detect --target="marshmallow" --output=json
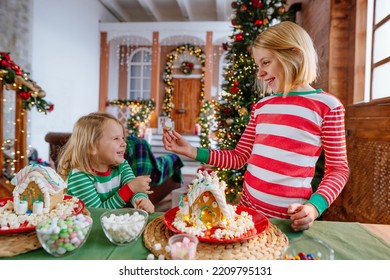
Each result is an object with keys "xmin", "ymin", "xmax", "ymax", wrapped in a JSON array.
[
  {"xmin": 15, "ymin": 201, "xmax": 28, "ymax": 215},
  {"xmin": 153, "ymin": 243, "xmax": 162, "ymax": 251},
  {"xmin": 101, "ymin": 212, "xmax": 146, "ymax": 244},
  {"xmin": 33, "ymin": 201, "xmax": 43, "ymax": 215}
]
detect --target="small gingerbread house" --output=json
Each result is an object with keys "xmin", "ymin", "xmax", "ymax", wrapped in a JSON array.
[
  {"xmin": 178, "ymin": 171, "xmax": 235, "ymax": 229},
  {"xmin": 11, "ymin": 164, "xmax": 67, "ymax": 214}
]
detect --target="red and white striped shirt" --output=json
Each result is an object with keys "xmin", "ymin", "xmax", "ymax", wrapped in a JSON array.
[{"xmin": 208, "ymin": 90, "xmax": 349, "ymax": 219}]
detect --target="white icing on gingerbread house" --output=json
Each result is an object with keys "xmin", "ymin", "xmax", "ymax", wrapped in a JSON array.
[
  {"xmin": 11, "ymin": 164, "xmax": 67, "ymax": 214},
  {"xmin": 177, "ymin": 170, "xmax": 235, "ymax": 229}
]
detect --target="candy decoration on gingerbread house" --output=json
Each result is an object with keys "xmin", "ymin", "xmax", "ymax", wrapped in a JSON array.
[{"xmin": 178, "ymin": 170, "xmax": 235, "ymax": 229}]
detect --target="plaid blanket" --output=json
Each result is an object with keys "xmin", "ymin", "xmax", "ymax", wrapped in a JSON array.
[{"xmin": 125, "ymin": 135, "xmax": 183, "ymax": 187}]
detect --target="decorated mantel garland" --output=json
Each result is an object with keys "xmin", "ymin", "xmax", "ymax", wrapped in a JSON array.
[{"xmin": 0, "ymin": 52, "xmax": 53, "ymax": 113}]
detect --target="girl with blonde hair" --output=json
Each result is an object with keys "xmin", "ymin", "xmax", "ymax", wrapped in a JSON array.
[
  {"xmin": 163, "ymin": 21, "xmax": 349, "ymax": 231},
  {"xmin": 58, "ymin": 112, "xmax": 154, "ymax": 212}
]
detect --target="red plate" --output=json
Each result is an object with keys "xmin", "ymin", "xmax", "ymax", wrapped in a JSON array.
[
  {"xmin": 163, "ymin": 205, "xmax": 269, "ymax": 243},
  {"xmin": 0, "ymin": 195, "xmax": 85, "ymax": 235}
]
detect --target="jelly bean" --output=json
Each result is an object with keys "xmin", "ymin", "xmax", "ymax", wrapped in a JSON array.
[
  {"xmin": 284, "ymin": 251, "xmax": 319, "ymax": 260},
  {"xmin": 36, "ymin": 214, "xmax": 92, "ymax": 256},
  {"xmin": 306, "ymin": 253, "xmax": 314, "ymax": 259},
  {"xmin": 50, "ymin": 234, "xmax": 59, "ymax": 241}
]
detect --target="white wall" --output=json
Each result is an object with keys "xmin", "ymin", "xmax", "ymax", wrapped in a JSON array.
[{"xmin": 30, "ymin": 0, "xmax": 117, "ymax": 161}]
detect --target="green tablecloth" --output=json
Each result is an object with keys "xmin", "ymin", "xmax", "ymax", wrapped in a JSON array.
[{"xmin": 2, "ymin": 207, "xmax": 389, "ymax": 260}]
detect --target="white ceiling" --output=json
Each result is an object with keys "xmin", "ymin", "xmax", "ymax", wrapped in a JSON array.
[{"xmin": 99, "ymin": 0, "xmax": 232, "ymax": 22}]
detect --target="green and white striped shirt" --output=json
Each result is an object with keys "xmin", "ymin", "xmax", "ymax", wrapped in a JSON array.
[{"xmin": 67, "ymin": 160, "xmax": 137, "ymax": 209}]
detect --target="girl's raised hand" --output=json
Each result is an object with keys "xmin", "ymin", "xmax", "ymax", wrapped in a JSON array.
[
  {"xmin": 162, "ymin": 130, "xmax": 197, "ymax": 160},
  {"xmin": 127, "ymin": 175, "xmax": 153, "ymax": 194}
]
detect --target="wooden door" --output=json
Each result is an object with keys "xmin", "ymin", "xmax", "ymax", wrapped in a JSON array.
[{"xmin": 171, "ymin": 78, "xmax": 201, "ymax": 134}]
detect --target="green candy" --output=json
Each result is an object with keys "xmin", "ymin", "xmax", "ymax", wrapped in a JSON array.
[
  {"xmin": 59, "ymin": 232, "xmax": 69, "ymax": 238},
  {"xmin": 50, "ymin": 234, "xmax": 59, "ymax": 241},
  {"xmin": 64, "ymin": 243, "xmax": 75, "ymax": 251}
]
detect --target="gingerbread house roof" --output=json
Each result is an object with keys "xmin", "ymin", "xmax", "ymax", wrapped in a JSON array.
[
  {"xmin": 181, "ymin": 171, "xmax": 235, "ymax": 219},
  {"xmin": 11, "ymin": 164, "xmax": 67, "ymax": 196}
]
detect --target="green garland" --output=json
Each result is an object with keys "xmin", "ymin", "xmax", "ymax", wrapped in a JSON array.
[
  {"xmin": 106, "ymin": 99, "xmax": 155, "ymax": 137},
  {"xmin": 0, "ymin": 52, "xmax": 53, "ymax": 113}
]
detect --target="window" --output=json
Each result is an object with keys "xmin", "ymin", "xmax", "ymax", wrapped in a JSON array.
[
  {"xmin": 365, "ymin": 0, "xmax": 390, "ymax": 101},
  {"xmin": 128, "ymin": 48, "xmax": 152, "ymax": 100}
]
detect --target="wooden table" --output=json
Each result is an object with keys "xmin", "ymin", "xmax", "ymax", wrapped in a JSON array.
[{"xmin": 1, "ymin": 208, "xmax": 389, "ymax": 260}]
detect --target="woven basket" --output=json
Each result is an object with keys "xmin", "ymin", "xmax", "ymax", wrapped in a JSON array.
[{"xmin": 143, "ymin": 216, "xmax": 288, "ymax": 260}]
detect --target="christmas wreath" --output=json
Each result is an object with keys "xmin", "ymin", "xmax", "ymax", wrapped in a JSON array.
[{"xmin": 180, "ymin": 61, "xmax": 194, "ymax": 75}]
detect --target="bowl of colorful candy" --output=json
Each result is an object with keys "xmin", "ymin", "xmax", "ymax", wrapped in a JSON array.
[
  {"xmin": 36, "ymin": 214, "xmax": 93, "ymax": 257},
  {"xmin": 281, "ymin": 237, "xmax": 335, "ymax": 260},
  {"xmin": 100, "ymin": 208, "xmax": 148, "ymax": 246}
]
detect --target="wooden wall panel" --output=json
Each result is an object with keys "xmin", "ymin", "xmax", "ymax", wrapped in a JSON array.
[{"xmin": 288, "ymin": 0, "xmax": 331, "ymax": 93}]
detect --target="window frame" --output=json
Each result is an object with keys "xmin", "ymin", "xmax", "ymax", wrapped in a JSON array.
[
  {"xmin": 369, "ymin": 0, "xmax": 390, "ymax": 102},
  {"xmin": 127, "ymin": 47, "xmax": 152, "ymax": 100},
  {"xmin": 354, "ymin": 0, "xmax": 390, "ymax": 105}
]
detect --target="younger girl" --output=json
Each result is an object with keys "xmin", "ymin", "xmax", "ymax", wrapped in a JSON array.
[
  {"xmin": 163, "ymin": 21, "xmax": 349, "ymax": 231},
  {"xmin": 58, "ymin": 112, "xmax": 155, "ymax": 213}
]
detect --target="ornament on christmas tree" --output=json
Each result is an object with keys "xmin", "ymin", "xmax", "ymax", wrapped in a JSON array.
[
  {"xmin": 254, "ymin": 19, "xmax": 263, "ymax": 26},
  {"xmin": 235, "ymin": 33, "xmax": 243, "ymax": 41},
  {"xmin": 238, "ymin": 107, "xmax": 249, "ymax": 116}
]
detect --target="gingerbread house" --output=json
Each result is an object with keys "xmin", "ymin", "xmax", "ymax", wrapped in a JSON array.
[
  {"xmin": 178, "ymin": 170, "xmax": 235, "ymax": 229},
  {"xmin": 11, "ymin": 164, "xmax": 67, "ymax": 214}
]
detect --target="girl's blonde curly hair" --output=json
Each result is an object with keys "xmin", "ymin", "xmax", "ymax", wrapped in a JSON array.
[{"xmin": 57, "ymin": 112, "xmax": 126, "ymax": 180}]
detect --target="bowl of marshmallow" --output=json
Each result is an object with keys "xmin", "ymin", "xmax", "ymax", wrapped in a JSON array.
[{"xmin": 100, "ymin": 208, "xmax": 148, "ymax": 246}]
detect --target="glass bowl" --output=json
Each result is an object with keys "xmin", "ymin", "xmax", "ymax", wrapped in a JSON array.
[
  {"xmin": 168, "ymin": 233, "xmax": 199, "ymax": 260},
  {"xmin": 100, "ymin": 208, "xmax": 148, "ymax": 246},
  {"xmin": 281, "ymin": 237, "xmax": 335, "ymax": 260},
  {"xmin": 36, "ymin": 214, "xmax": 93, "ymax": 257}
]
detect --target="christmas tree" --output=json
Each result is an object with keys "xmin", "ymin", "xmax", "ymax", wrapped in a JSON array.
[{"xmin": 215, "ymin": 0, "xmax": 290, "ymax": 202}]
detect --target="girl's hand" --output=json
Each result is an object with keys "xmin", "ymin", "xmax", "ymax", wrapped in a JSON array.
[
  {"xmin": 162, "ymin": 130, "xmax": 197, "ymax": 159},
  {"xmin": 288, "ymin": 203, "xmax": 319, "ymax": 231},
  {"xmin": 135, "ymin": 198, "xmax": 155, "ymax": 213},
  {"xmin": 127, "ymin": 175, "xmax": 153, "ymax": 194}
]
